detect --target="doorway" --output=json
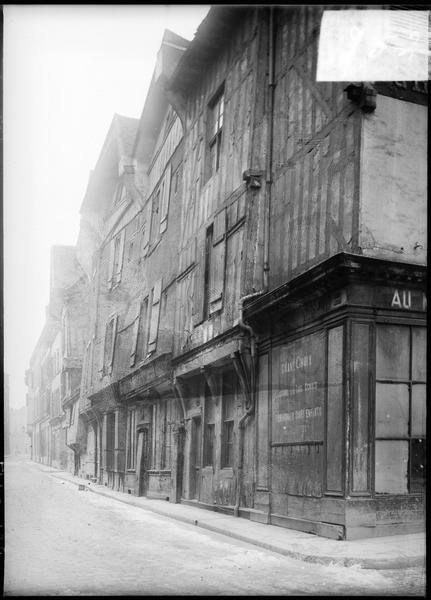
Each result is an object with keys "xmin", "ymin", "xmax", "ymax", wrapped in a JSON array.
[{"xmin": 137, "ymin": 426, "xmax": 152, "ymax": 497}]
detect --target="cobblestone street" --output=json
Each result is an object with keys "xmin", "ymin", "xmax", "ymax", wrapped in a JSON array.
[{"xmin": 4, "ymin": 459, "xmax": 425, "ymax": 596}]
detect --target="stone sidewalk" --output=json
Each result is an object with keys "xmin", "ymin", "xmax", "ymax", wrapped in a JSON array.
[{"xmin": 33, "ymin": 462, "xmax": 425, "ymax": 570}]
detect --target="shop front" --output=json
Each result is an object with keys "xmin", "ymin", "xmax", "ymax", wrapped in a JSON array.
[{"xmin": 247, "ymin": 253, "xmax": 426, "ymax": 539}]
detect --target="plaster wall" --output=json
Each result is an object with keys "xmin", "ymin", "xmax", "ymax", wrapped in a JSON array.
[{"xmin": 359, "ymin": 95, "xmax": 427, "ymax": 264}]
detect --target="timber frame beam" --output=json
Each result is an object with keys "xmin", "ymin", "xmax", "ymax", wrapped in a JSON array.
[{"xmin": 230, "ymin": 350, "xmax": 252, "ymax": 410}]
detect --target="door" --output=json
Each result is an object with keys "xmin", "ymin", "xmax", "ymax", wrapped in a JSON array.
[
  {"xmin": 137, "ymin": 426, "xmax": 152, "ymax": 496},
  {"xmin": 190, "ymin": 416, "xmax": 202, "ymax": 499}
]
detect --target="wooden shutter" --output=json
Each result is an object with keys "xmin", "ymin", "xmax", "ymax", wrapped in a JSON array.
[
  {"xmin": 192, "ymin": 231, "xmax": 206, "ymax": 327},
  {"xmin": 115, "ymin": 230, "xmax": 126, "ymax": 283},
  {"xmin": 209, "ymin": 210, "xmax": 226, "ymax": 312},
  {"xmin": 83, "ymin": 341, "xmax": 91, "ymax": 390},
  {"xmin": 142, "ymin": 201, "xmax": 152, "ymax": 256},
  {"xmin": 129, "ymin": 302, "xmax": 141, "ymax": 367},
  {"xmin": 107, "ymin": 239, "xmax": 115, "ymax": 288},
  {"xmin": 159, "ymin": 164, "xmax": 172, "ymax": 234},
  {"xmin": 108, "ymin": 315, "xmax": 118, "ymax": 374},
  {"xmin": 98, "ymin": 330, "xmax": 105, "ymax": 377},
  {"xmin": 148, "ymin": 279, "xmax": 162, "ymax": 352}
]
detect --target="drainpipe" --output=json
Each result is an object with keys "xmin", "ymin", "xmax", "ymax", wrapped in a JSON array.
[
  {"xmin": 233, "ymin": 7, "xmax": 275, "ymax": 518},
  {"xmin": 263, "ymin": 6, "xmax": 276, "ymax": 291},
  {"xmin": 233, "ymin": 292, "xmax": 264, "ymax": 517}
]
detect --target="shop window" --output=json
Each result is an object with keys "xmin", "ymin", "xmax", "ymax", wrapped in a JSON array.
[
  {"xmin": 375, "ymin": 324, "xmax": 426, "ymax": 494},
  {"xmin": 106, "ymin": 412, "xmax": 115, "ymax": 471},
  {"xmin": 126, "ymin": 409, "xmax": 137, "ymax": 470},
  {"xmin": 203, "ymin": 424, "xmax": 215, "ymax": 467},
  {"xmin": 206, "ymin": 86, "xmax": 224, "ymax": 181},
  {"xmin": 203, "ymin": 385, "xmax": 215, "ymax": 467},
  {"xmin": 222, "ymin": 372, "xmax": 236, "ymax": 468}
]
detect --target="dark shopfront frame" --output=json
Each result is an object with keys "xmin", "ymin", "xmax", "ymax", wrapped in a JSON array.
[{"xmin": 247, "ymin": 253, "xmax": 426, "ymax": 540}]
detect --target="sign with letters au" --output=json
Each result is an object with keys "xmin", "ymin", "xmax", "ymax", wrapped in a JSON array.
[{"xmin": 272, "ymin": 331, "xmax": 325, "ymax": 444}]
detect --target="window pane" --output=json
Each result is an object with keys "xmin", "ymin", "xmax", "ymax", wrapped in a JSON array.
[
  {"xmin": 375, "ymin": 383, "xmax": 409, "ymax": 437},
  {"xmin": 375, "ymin": 440, "xmax": 408, "ymax": 494},
  {"xmin": 412, "ymin": 327, "xmax": 426, "ymax": 381},
  {"xmin": 410, "ymin": 438, "xmax": 426, "ymax": 493},
  {"xmin": 223, "ymin": 420, "xmax": 234, "ymax": 467},
  {"xmin": 204, "ymin": 423, "xmax": 215, "ymax": 466},
  {"xmin": 411, "ymin": 384, "xmax": 426, "ymax": 437},
  {"xmin": 376, "ymin": 325, "xmax": 409, "ymax": 380}
]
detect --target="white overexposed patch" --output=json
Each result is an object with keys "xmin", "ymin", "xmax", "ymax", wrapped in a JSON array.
[{"xmin": 317, "ymin": 10, "xmax": 429, "ymax": 81}]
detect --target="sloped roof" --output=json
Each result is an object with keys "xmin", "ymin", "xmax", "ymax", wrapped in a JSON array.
[
  {"xmin": 169, "ymin": 6, "xmax": 244, "ymax": 94},
  {"xmin": 80, "ymin": 113, "xmax": 139, "ymax": 214},
  {"xmin": 133, "ymin": 29, "xmax": 189, "ymax": 165},
  {"xmin": 113, "ymin": 113, "xmax": 140, "ymax": 159}
]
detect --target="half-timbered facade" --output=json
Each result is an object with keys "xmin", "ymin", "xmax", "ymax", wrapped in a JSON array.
[
  {"xmin": 76, "ymin": 30, "xmax": 188, "ymax": 500},
  {"xmin": 26, "ymin": 7, "xmax": 426, "ymax": 540},
  {"xmin": 168, "ymin": 5, "xmax": 426, "ymax": 538}
]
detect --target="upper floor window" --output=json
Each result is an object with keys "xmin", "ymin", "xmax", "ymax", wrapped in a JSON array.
[
  {"xmin": 203, "ymin": 225, "xmax": 213, "ymax": 321},
  {"xmin": 207, "ymin": 86, "xmax": 224, "ymax": 180},
  {"xmin": 108, "ymin": 230, "xmax": 125, "ymax": 289},
  {"xmin": 99, "ymin": 314, "xmax": 118, "ymax": 377},
  {"xmin": 114, "ymin": 182, "xmax": 127, "ymax": 207},
  {"xmin": 130, "ymin": 296, "xmax": 149, "ymax": 367}
]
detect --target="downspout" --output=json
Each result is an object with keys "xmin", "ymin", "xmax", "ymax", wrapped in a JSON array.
[
  {"xmin": 263, "ymin": 5, "xmax": 275, "ymax": 291},
  {"xmin": 233, "ymin": 292, "xmax": 264, "ymax": 517},
  {"xmin": 233, "ymin": 7, "xmax": 276, "ymax": 517}
]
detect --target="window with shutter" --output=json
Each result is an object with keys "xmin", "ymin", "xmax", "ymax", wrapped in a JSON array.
[
  {"xmin": 202, "ymin": 225, "xmax": 213, "ymax": 320},
  {"xmin": 98, "ymin": 331, "xmax": 105, "ymax": 378},
  {"xmin": 148, "ymin": 280, "xmax": 162, "ymax": 353},
  {"xmin": 83, "ymin": 340, "xmax": 91, "ymax": 390},
  {"xmin": 130, "ymin": 297, "xmax": 149, "ymax": 366},
  {"xmin": 115, "ymin": 229, "xmax": 125, "ymax": 284},
  {"xmin": 102, "ymin": 315, "xmax": 118, "ymax": 376},
  {"xmin": 209, "ymin": 209, "xmax": 226, "ymax": 314},
  {"xmin": 206, "ymin": 86, "xmax": 225, "ymax": 181},
  {"xmin": 129, "ymin": 302, "xmax": 141, "ymax": 367},
  {"xmin": 159, "ymin": 164, "xmax": 172, "ymax": 234},
  {"xmin": 192, "ymin": 230, "xmax": 207, "ymax": 327},
  {"xmin": 150, "ymin": 189, "xmax": 160, "ymax": 246},
  {"xmin": 142, "ymin": 201, "xmax": 152, "ymax": 256},
  {"xmin": 108, "ymin": 230, "xmax": 126, "ymax": 289}
]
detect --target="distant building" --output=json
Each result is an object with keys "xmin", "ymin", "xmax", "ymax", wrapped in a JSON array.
[
  {"xmin": 26, "ymin": 246, "xmax": 89, "ymax": 469},
  {"xmin": 9, "ymin": 406, "xmax": 30, "ymax": 456}
]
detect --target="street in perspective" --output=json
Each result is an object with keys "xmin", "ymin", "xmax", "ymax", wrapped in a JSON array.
[
  {"xmin": 4, "ymin": 458, "xmax": 426, "ymax": 596},
  {"xmin": 4, "ymin": 4, "xmax": 427, "ymax": 598}
]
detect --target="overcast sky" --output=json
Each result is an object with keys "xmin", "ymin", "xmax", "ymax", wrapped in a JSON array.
[{"xmin": 3, "ymin": 4, "xmax": 210, "ymax": 409}]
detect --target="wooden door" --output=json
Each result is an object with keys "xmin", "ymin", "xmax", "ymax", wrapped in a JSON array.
[{"xmin": 137, "ymin": 426, "xmax": 151, "ymax": 496}]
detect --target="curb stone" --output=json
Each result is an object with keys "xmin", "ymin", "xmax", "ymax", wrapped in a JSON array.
[{"xmin": 43, "ymin": 467, "xmax": 424, "ymax": 571}]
